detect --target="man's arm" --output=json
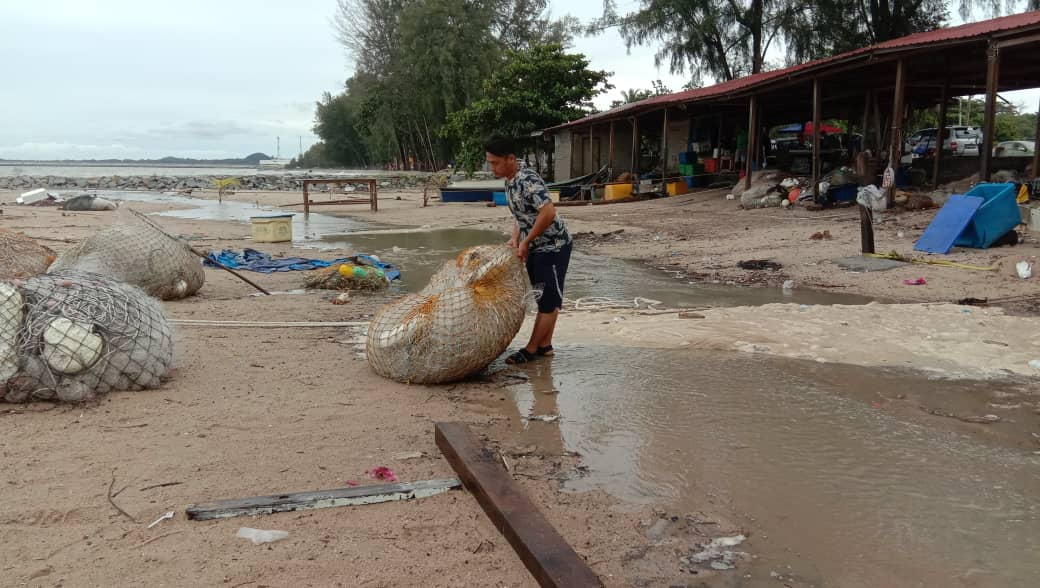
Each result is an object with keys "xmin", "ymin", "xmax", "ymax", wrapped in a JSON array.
[
  {"xmin": 508, "ymin": 220, "xmax": 520, "ymax": 248},
  {"xmin": 517, "ymin": 203, "xmax": 557, "ymax": 261}
]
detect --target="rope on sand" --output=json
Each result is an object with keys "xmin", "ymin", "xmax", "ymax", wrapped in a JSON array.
[{"xmin": 566, "ymin": 297, "xmax": 664, "ymax": 311}]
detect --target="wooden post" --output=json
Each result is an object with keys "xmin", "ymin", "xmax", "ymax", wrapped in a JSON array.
[
  {"xmin": 888, "ymin": 59, "xmax": 906, "ymax": 207},
  {"xmin": 303, "ymin": 179, "xmax": 310, "ymax": 214},
  {"xmin": 745, "ymin": 96, "xmax": 758, "ymax": 190},
  {"xmin": 812, "ymin": 78, "xmax": 822, "ymax": 202},
  {"xmin": 932, "ymin": 78, "xmax": 950, "ymax": 188},
  {"xmin": 436, "ymin": 423, "xmax": 605, "ymax": 588},
  {"xmin": 631, "ymin": 116, "xmax": 639, "ymax": 175},
  {"xmin": 980, "ymin": 42, "xmax": 1000, "ymax": 182},
  {"xmin": 607, "ymin": 120, "xmax": 616, "ymax": 178},
  {"xmin": 370, "ymin": 179, "xmax": 378, "ymax": 212},
  {"xmin": 859, "ymin": 205, "xmax": 875, "ymax": 254},
  {"xmin": 1033, "ymin": 95, "xmax": 1040, "ymax": 180},
  {"xmin": 661, "ymin": 108, "xmax": 670, "ymax": 180},
  {"xmin": 861, "ymin": 91, "xmax": 871, "ymax": 152}
]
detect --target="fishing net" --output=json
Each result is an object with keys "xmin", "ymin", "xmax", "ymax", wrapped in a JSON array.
[
  {"xmin": 303, "ymin": 263, "xmax": 389, "ymax": 292},
  {"xmin": 48, "ymin": 223, "xmax": 204, "ymax": 300},
  {"xmin": 0, "ymin": 229, "xmax": 56, "ymax": 279},
  {"xmin": 366, "ymin": 245, "xmax": 530, "ymax": 384},
  {"xmin": 0, "ymin": 272, "xmax": 174, "ymax": 403}
]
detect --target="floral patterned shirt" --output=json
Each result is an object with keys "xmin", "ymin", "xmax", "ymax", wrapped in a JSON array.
[{"xmin": 505, "ymin": 167, "xmax": 571, "ymax": 253}]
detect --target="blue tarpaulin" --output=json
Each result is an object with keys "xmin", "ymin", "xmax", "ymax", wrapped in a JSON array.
[{"xmin": 204, "ymin": 248, "xmax": 400, "ymax": 280}]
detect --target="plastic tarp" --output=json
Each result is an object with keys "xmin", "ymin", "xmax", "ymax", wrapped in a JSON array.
[{"xmin": 205, "ymin": 248, "xmax": 400, "ymax": 280}]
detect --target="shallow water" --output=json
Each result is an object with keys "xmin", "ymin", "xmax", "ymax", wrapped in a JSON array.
[{"xmin": 496, "ymin": 348, "xmax": 1040, "ymax": 587}]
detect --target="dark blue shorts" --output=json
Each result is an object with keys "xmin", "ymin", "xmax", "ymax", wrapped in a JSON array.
[{"xmin": 526, "ymin": 242, "xmax": 572, "ymax": 313}]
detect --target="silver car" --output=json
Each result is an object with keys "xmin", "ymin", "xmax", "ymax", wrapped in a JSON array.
[
  {"xmin": 904, "ymin": 126, "xmax": 981, "ymax": 156},
  {"xmin": 994, "ymin": 140, "xmax": 1035, "ymax": 157}
]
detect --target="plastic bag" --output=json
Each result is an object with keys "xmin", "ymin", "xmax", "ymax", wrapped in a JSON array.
[{"xmin": 857, "ymin": 185, "xmax": 886, "ymax": 214}]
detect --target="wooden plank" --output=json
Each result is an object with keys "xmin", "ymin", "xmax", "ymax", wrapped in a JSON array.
[
  {"xmin": 435, "ymin": 422, "xmax": 604, "ymax": 588},
  {"xmin": 888, "ymin": 59, "xmax": 906, "ymax": 207},
  {"xmin": 932, "ymin": 76, "xmax": 949, "ymax": 187},
  {"xmin": 811, "ymin": 78, "xmax": 822, "ymax": 203},
  {"xmin": 186, "ymin": 478, "xmax": 461, "ymax": 521}
]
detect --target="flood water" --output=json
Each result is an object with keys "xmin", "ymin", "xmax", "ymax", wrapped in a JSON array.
[
  {"xmin": 493, "ymin": 348, "xmax": 1040, "ymax": 587},
  {"xmin": 320, "ymin": 227, "xmax": 873, "ymax": 308}
]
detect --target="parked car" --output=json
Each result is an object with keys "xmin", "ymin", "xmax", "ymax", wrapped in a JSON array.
[
  {"xmin": 904, "ymin": 126, "xmax": 981, "ymax": 156},
  {"xmin": 993, "ymin": 140, "xmax": 1035, "ymax": 157}
]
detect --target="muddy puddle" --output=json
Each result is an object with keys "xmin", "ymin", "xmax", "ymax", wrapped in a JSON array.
[
  {"xmin": 489, "ymin": 348, "xmax": 1040, "ymax": 587},
  {"xmin": 319, "ymin": 227, "xmax": 873, "ymax": 308}
]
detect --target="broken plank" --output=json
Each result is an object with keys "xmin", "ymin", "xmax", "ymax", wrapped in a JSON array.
[
  {"xmin": 435, "ymin": 422, "xmax": 604, "ymax": 588},
  {"xmin": 186, "ymin": 478, "xmax": 460, "ymax": 521}
]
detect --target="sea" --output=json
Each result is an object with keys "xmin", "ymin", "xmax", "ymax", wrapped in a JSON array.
[{"xmin": 0, "ymin": 164, "xmax": 426, "ymax": 178}]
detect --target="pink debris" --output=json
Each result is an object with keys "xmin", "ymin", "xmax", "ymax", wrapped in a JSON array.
[
  {"xmin": 903, "ymin": 278, "xmax": 927, "ymax": 286},
  {"xmin": 366, "ymin": 466, "xmax": 397, "ymax": 482},
  {"xmin": 345, "ymin": 480, "xmax": 359, "ymax": 487}
]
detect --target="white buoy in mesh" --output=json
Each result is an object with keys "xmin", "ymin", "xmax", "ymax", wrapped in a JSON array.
[
  {"xmin": 41, "ymin": 317, "xmax": 104, "ymax": 375},
  {"xmin": 0, "ymin": 282, "xmax": 23, "ymax": 383}
]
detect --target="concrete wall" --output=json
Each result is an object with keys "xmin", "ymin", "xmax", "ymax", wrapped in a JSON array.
[
  {"xmin": 553, "ymin": 132, "xmax": 572, "ymax": 182},
  {"xmin": 665, "ymin": 118, "xmax": 691, "ymax": 172}
]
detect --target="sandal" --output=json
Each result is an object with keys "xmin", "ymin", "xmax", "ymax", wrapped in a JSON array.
[
  {"xmin": 505, "ymin": 348, "xmax": 536, "ymax": 364},
  {"xmin": 536, "ymin": 345, "xmax": 554, "ymax": 357}
]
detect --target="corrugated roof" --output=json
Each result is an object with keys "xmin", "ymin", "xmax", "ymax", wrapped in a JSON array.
[{"xmin": 551, "ymin": 11, "xmax": 1040, "ymax": 131}]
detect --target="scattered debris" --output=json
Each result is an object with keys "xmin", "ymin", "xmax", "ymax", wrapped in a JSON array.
[
  {"xmin": 236, "ymin": 527, "xmax": 289, "ymax": 545},
  {"xmin": 392, "ymin": 451, "xmax": 424, "ymax": 461},
  {"xmin": 1016, "ymin": 261, "xmax": 1032, "ymax": 279},
  {"xmin": 331, "ymin": 292, "xmax": 351, "ymax": 305},
  {"xmin": 738, "ymin": 260, "xmax": 782, "ymax": 271},
  {"xmin": 147, "ymin": 511, "xmax": 175, "ymax": 529},
  {"xmin": 920, "ymin": 406, "xmax": 1002, "ymax": 424},
  {"xmin": 809, "ymin": 230, "xmax": 832, "ymax": 240},
  {"xmin": 782, "ymin": 280, "xmax": 795, "ymax": 290},
  {"xmin": 62, "ymin": 194, "xmax": 118, "ymax": 211},
  {"xmin": 1028, "ymin": 360, "xmax": 1040, "ymax": 370},
  {"xmin": 678, "ymin": 311, "xmax": 705, "ymax": 319},
  {"xmin": 903, "ymin": 278, "xmax": 927, "ymax": 286},
  {"xmin": 680, "ymin": 534, "xmax": 748, "ymax": 572},
  {"xmin": 367, "ymin": 466, "xmax": 397, "ymax": 482},
  {"xmin": 957, "ymin": 297, "xmax": 988, "ymax": 306},
  {"xmin": 526, "ymin": 414, "xmax": 560, "ymax": 423}
]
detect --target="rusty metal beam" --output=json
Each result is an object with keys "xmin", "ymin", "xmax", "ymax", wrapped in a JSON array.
[
  {"xmin": 435, "ymin": 423, "xmax": 604, "ymax": 588},
  {"xmin": 888, "ymin": 59, "xmax": 906, "ymax": 207},
  {"xmin": 745, "ymin": 95, "xmax": 758, "ymax": 191},
  {"xmin": 980, "ymin": 43, "xmax": 1000, "ymax": 182},
  {"xmin": 812, "ymin": 78, "xmax": 822, "ymax": 203}
]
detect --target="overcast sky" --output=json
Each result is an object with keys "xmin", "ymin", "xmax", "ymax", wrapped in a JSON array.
[{"xmin": 1, "ymin": 1, "xmax": 1036, "ymax": 160}]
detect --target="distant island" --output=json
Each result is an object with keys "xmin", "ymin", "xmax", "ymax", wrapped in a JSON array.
[{"xmin": 0, "ymin": 153, "xmax": 272, "ymax": 167}]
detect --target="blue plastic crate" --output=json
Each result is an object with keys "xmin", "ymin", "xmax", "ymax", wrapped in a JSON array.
[
  {"xmin": 953, "ymin": 183, "xmax": 1020, "ymax": 248},
  {"xmin": 827, "ymin": 183, "xmax": 858, "ymax": 202},
  {"xmin": 492, "ymin": 191, "xmax": 508, "ymax": 206}
]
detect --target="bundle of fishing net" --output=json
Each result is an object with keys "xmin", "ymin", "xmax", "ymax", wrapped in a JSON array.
[
  {"xmin": 48, "ymin": 223, "xmax": 204, "ymax": 300},
  {"xmin": 366, "ymin": 244, "xmax": 530, "ymax": 384},
  {"xmin": 0, "ymin": 272, "xmax": 174, "ymax": 403},
  {"xmin": 0, "ymin": 229, "xmax": 56, "ymax": 279},
  {"xmin": 303, "ymin": 263, "xmax": 388, "ymax": 292}
]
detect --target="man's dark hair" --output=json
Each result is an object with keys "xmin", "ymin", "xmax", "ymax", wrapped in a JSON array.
[{"xmin": 483, "ymin": 135, "xmax": 518, "ymax": 157}]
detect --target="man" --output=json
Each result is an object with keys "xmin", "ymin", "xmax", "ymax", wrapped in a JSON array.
[{"xmin": 484, "ymin": 135, "xmax": 572, "ymax": 364}]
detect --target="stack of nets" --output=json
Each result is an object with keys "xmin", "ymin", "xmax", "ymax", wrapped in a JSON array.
[
  {"xmin": 303, "ymin": 263, "xmax": 388, "ymax": 292},
  {"xmin": 1, "ymin": 272, "xmax": 174, "ymax": 403},
  {"xmin": 366, "ymin": 244, "xmax": 529, "ymax": 384},
  {"xmin": 0, "ymin": 229, "xmax": 55, "ymax": 279},
  {"xmin": 48, "ymin": 223, "xmax": 204, "ymax": 300}
]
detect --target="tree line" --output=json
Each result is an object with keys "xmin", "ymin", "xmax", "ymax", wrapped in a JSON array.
[{"xmin": 297, "ymin": 0, "xmax": 1037, "ymax": 172}]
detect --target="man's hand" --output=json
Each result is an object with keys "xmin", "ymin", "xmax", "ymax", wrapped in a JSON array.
[
  {"xmin": 507, "ymin": 236, "xmax": 518, "ymax": 249},
  {"xmin": 517, "ymin": 240, "xmax": 530, "ymax": 262}
]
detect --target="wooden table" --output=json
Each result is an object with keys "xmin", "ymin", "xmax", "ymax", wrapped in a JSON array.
[{"xmin": 299, "ymin": 178, "xmax": 378, "ymax": 213}]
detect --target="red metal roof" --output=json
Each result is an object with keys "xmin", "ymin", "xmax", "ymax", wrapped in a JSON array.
[{"xmin": 552, "ymin": 11, "xmax": 1040, "ymax": 131}]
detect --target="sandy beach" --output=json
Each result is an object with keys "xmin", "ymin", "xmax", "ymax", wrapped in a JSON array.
[{"xmin": 2, "ymin": 185, "xmax": 1039, "ymax": 587}]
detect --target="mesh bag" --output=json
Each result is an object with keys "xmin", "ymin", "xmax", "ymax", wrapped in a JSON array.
[
  {"xmin": 0, "ymin": 229, "xmax": 56, "ymax": 279},
  {"xmin": 366, "ymin": 245, "xmax": 530, "ymax": 384},
  {"xmin": 1, "ymin": 272, "xmax": 174, "ymax": 403},
  {"xmin": 48, "ymin": 223, "xmax": 204, "ymax": 300},
  {"xmin": 303, "ymin": 264, "xmax": 389, "ymax": 291}
]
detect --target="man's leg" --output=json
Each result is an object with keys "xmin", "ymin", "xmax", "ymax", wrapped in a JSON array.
[{"xmin": 525, "ymin": 309, "xmax": 559, "ymax": 353}]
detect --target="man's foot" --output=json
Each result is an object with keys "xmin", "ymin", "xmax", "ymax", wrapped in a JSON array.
[
  {"xmin": 536, "ymin": 345, "xmax": 554, "ymax": 356},
  {"xmin": 505, "ymin": 348, "xmax": 536, "ymax": 364}
]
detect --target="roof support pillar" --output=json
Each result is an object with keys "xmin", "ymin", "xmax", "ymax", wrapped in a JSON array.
[
  {"xmin": 661, "ymin": 108, "xmax": 670, "ymax": 182},
  {"xmin": 932, "ymin": 77, "xmax": 950, "ymax": 188},
  {"xmin": 812, "ymin": 78, "xmax": 822, "ymax": 202},
  {"xmin": 980, "ymin": 42, "xmax": 1000, "ymax": 182},
  {"xmin": 607, "ymin": 119, "xmax": 616, "ymax": 178},
  {"xmin": 1033, "ymin": 95, "xmax": 1040, "ymax": 180},
  {"xmin": 631, "ymin": 116, "xmax": 640, "ymax": 175},
  {"xmin": 745, "ymin": 95, "xmax": 758, "ymax": 191},
  {"xmin": 589, "ymin": 124, "xmax": 595, "ymax": 174},
  {"xmin": 887, "ymin": 59, "xmax": 906, "ymax": 207}
]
